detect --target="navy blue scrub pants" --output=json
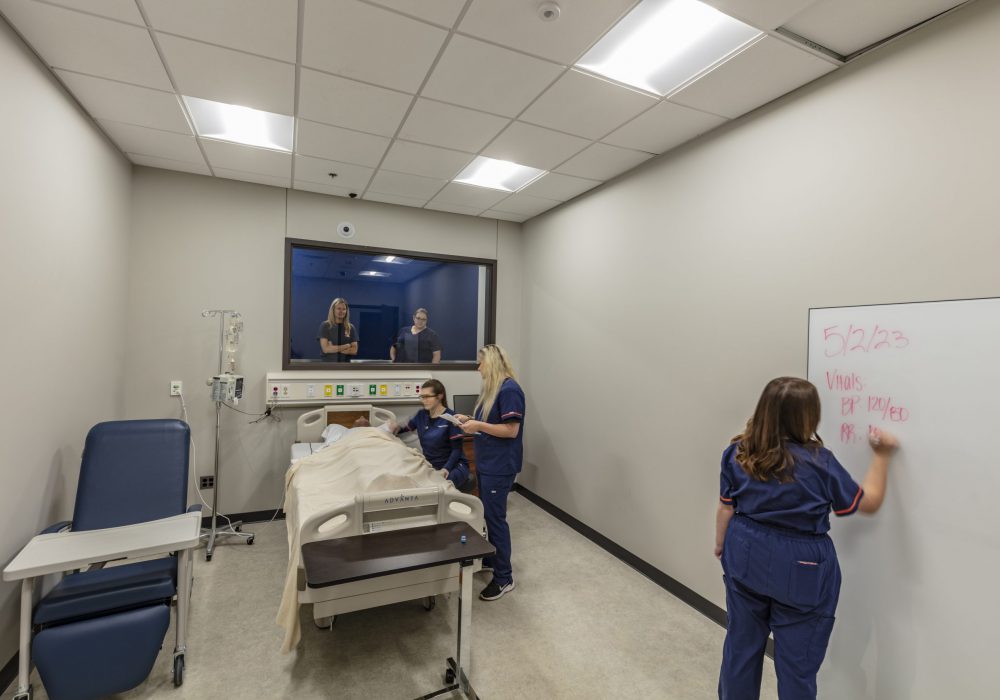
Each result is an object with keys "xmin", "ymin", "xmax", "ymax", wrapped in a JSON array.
[
  {"xmin": 478, "ymin": 474, "xmax": 515, "ymax": 585},
  {"xmin": 719, "ymin": 515, "xmax": 842, "ymax": 700}
]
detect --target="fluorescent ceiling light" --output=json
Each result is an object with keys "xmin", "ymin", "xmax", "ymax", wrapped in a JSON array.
[
  {"xmin": 375, "ymin": 255, "xmax": 409, "ymax": 264},
  {"xmin": 453, "ymin": 156, "xmax": 546, "ymax": 192},
  {"xmin": 576, "ymin": 0, "xmax": 762, "ymax": 96},
  {"xmin": 183, "ymin": 96, "xmax": 293, "ymax": 152},
  {"xmin": 359, "ymin": 270, "xmax": 389, "ymax": 277}
]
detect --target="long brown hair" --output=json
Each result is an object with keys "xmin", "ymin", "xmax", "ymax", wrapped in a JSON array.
[{"xmin": 733, "ymin": 377, "xmax": 822, "ymax": 483}]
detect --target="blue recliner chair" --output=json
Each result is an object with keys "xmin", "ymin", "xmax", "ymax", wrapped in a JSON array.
[{"xmin": 29, "ymin": 419, "xmax": 199, "ymax": 700}]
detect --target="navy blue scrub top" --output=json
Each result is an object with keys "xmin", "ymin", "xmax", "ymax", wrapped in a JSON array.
[
  {"xmin": 400, "ymin": 408, "xmax": 466, "ymax": 476},
  {"xmin": 719, "ymin": 441, "xmax": 863, "ymax": 535},
  {"xmin": 474, "ymin": 378, "xmax": 525, "ymax": 477}
]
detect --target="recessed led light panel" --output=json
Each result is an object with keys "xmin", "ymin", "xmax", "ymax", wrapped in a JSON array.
[
  {"xmin": 576, "ymin": 0, "xmax": 762, "ymax": 96},
  {"xmin": 183, "ymin": 96, "xmax": 294, "ymax": 152},
  {"xmin": 453, "ymin": 156, "xmax": 546, "ymax": 192}
]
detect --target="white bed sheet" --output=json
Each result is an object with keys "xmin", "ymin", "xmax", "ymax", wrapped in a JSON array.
[{"xmin": 277, "ymin": 427, "xmax": 450, "ymax": 652}]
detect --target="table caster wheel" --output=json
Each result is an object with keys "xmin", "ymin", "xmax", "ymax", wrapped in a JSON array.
[
  {"xmin": 314, "ymin": 615, "xmax": 336, "ymax": 630},
  {"xmin": 234, "ymin": 525, "xmax": 242, "ymax": 532},
  {"xmin": 173, "ymin": 655, "xmax": 184, "ymax": 687},
  {"xmin": 445, "ymin": 668, "xmax": 455, "ymax": 684},
  {"xmin": 205, "ymin": 552, "xmax": 212, "ymax": 562},
  {"xmin": 246, "ymin": 535, "xmax": 255, "ymax": 545},
  {"xmin": 423, "ymin": 595, "xmax": 436, "ymax": 611},
  {"xmin": 13, "ymin": 684, "xmax": 32, "ymax": 700}
]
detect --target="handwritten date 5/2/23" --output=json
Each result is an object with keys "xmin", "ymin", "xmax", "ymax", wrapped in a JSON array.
[{"xmin": 823, "ymin": 324, "xmax": 909, "ymax": 357}]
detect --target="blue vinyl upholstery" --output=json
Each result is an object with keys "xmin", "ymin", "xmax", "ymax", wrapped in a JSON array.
[{"xmin": 32, "ymin": 419, "xmax": 192, "ymax": 700}]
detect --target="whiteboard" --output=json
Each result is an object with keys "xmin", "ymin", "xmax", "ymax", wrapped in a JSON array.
[{"xmin": 807, "ymin": 299, "xmax": 1000, "ymax": 699}]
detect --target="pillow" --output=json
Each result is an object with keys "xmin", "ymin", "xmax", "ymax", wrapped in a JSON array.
[{"xmin": 320, "ymin": 423, "xmax": 350, "ymax": 444}]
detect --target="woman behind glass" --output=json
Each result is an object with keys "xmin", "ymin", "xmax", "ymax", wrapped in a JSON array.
[
  {"xmin": 457, "ymin": 344, "xmax": 525, "ymax": 601},
  {"xmin": 390, "ymin": 308, "xmax": 442, "ymax": 363},
  {"xmin": 317, "ymin": 298, "xmax": 358, "ymax": 363},
  {"xmin": 392, "ymin": 379, "xmax": 470, "ymax": 489}
]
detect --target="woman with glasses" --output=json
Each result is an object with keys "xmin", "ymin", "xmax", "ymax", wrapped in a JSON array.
[
  {"xmin": 456, "ymin": 344, "xmax": 525, "ymax": 602},
  {"xmin": 391, "ymin": 379, "xmax": 470, "ymax": 489},
  {"xmin": 390, "ymin": 308, "xmax": 442, "ymax": 363}
]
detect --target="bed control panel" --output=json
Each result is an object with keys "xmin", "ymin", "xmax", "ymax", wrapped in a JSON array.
[{"xmin": 266, "ymin": 371, "xmax": 433, "ymax": 405}]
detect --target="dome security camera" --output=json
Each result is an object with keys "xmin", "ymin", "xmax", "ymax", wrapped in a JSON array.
[
  {"xmin": 337, "ymin": 221, "xmax": 356, "ymax": 239},
  {"xmin": 538, "ymin": 1, "xmax": 560, "ymax": 21},
  {"xmin": 348, "ymin": 192, "xmax": 358, "ymax": 198}
]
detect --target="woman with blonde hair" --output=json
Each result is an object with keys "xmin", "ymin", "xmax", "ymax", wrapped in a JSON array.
[
  {"xmin": 457, "ymin": 344, "xmax": 525, "ymax": 601},
  {"xmin": 317, "ymin": 298, "xmax": 358, "ymax": 363}
]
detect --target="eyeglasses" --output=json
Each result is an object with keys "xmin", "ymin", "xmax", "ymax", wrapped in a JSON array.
[{"xmin": 419, "ymin": 393, "xmax": 437, "ymax": 400}]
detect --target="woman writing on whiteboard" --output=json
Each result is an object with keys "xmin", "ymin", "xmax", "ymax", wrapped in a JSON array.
[
  {"xmin": 715, "ymin": 377, "xmax": 898, "ymax": 700},
  {"xmin": 456, "ymin": 344, "xmax": 525, "ymax": 602}
]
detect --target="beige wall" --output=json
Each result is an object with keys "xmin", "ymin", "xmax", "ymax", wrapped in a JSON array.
[
  {"xmin": 125, "ymin": 169, "xmax": 523, "ymax": 516},
  {"xmin": 0, "ymin": 19, "xmax": 132, "ymax": 664},
  {"xmin": 519, "ymin": 0, "xmax": 1000, "ymax": 622}
]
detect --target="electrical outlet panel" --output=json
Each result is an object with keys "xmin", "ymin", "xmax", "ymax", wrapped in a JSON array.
[
  {"xmin": 199, "ymin": 475, "xmax": 214, "ymax": 490},
  {"xmin": 170, "ymin": 380, "xmax": 183, "ymax": 396}
]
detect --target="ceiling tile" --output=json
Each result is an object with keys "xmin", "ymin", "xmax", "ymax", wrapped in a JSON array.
[
  {"xmin": 157, "ymin": 34, "xmax": 295, "ymax": 115},
  {"xmin": 489, "ymin": 192, "xmax": 562, "ymax": 217},
  {"xmin": 366, "ymin": 0, "xmax": 466, "ymax": 27},
  {"xmin": 399, "ymin": 99, "xmax": 509, "ymax": 152},
  {"xmin": 0, "ymin": 1, "xmax": 171, "ymax": 89},
  {"xmin": 98, "ymin": 119, "xmax": 204, "ymax": 161},
  {"xmin": 296, "ymin": 120, "xmax": 390, "ymax": 167},
  {"xmin": 42, "ymin": 0, "xmax": 144, "ymax": 24},
  {"xmin": 700, "ymin": 0, "xmax": 819, "ymax": 31},
  {"xmin": 298, "ymin": 69, "xmax": 412, "ymax": 137},
  {"xmin": 603, "ymin": 101, "xmax": 728, "ymax": 154},
  {"xmin": 481, "ymin": 209, "xmax": 528, "ymax": 223},
  {"xmin": 521, "ymin": 69, "xmax": 657, "ymax": 140},
  {"xmin": 518, "ymin": 172, "xmax": 601, "ymax": 201},
  {"xmin": 425, "ymin": 202, "xmax": 487, "ymax": 217},
  {"xmin": 294, "ymin": 155, "xmax": 375, "ymax": 190},
  {"xmin": 782, "ymin": 0, "xmax": 964, "ymax": 56},
  {"xmin": 129, "ymin": 153, "xmax": 211, "ymax": 176},
  {"xmin": 422, "ymin": 34, "xmax": 563, "ymax": 117},
  {"xmin": 363, "ymin": 191, "xmax": 432, "ymax": 207},
  {"xmin": 555, "ymin": 142, "xmax": 653, "ymax": 180},
  {"xmin": 381, "ymin": 141, "xmax": 474, "ymax": 180},
  {"xmin": 431, "ymin": 183, "xmax": 508, "ymax": 209},
  {"xmin": 142, "ymin": 0, "xmax": 298, "ymax": 62},
  {"xmin": 302, "ymin": 0, "xmax": 447, "ymax": 93},
  {"xmin": 293, "ymin": 180, "xmax": 356, "ymax": 198},
  {"xmin": 669, "ymin": 36, "xmax": 837, "ymax": 119},
  {"xmin": 212, "ymin": 167, "xmax": 291, "ymax": 188},
  {"xmin": 56, "ymin": 70, "xmax": 191, "ymax": 134},
  {"xmin": 481, "ymin": 121, "xmax": 590, "ymax": 171},
  {"xmin": 459, "ymin": 0, "xmax": 637, "ymax": 65},
  {"xmin": 201, "ymin": 140, "xmax": 292, "ymax": 178},
  {"xmin": 368, "ymin": 170, "xmax": 448, "ymax": 199}
]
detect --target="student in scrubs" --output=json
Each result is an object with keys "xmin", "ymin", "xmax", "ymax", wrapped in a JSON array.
[
  {"xmin": 392, "ymin": 379, "xmax": 470, "ymax": 490},
  {"xmin": 456, "ymin": 344, "xmax": 525, "ymax": 601},
  {"xmin": 716, "ymin": 377, "xmax": 899, "ymax": 700},
  {"xmin": 317, "ymin": 298, "xmax": 358, "ymax": 362}
]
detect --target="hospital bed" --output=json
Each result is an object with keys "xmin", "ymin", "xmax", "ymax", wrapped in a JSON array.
[{"xmin": 277, "ymin": 403, "xmax": 486, "ymax": 651}]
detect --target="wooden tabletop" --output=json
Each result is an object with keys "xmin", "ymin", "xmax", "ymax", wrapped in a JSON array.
[{"xmin": 302, "ymin": 522, "xmax": 494, "ymax": 588}]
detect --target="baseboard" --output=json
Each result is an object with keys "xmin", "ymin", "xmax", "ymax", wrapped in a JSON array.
[
  {"xmin": 1, "ymin": 652, "xmax": 18, "ymax": 697},
  {"xmin": 512, "ymin": 484, "xmax": 775, "ymax": 658},
  {"xmin": 200, "ymin": 508, "xmax": 285, "ymax": 529}
]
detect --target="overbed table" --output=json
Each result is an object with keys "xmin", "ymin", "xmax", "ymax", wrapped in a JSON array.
[
  {"xmin": 2, "ymin": 512, "xmax": 202, "ymax": 700},
  {"xmin": 302, "ymin": 521, "xmax": 494, "ymax": 700}
]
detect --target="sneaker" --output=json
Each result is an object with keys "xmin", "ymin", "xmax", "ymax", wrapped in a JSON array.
[{"xmin": 479, "ymin": 579, "xmax": 515, "ymax": 601}]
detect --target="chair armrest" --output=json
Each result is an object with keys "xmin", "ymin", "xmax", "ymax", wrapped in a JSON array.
[
  {"xmin": 39, "ymin": 521, "xmax": 72, "ymax": 535},
  {"xmin": 187, "ymin": 504, "xmax": 202, "ymax": 514}
]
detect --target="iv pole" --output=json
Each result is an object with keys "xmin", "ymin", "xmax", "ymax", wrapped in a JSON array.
[{"xmin": 201, "ymin": 309, "xmax": 254, "ymax": 562}]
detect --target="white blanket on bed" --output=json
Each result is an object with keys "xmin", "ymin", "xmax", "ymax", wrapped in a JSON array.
[{"xmin": 277, "ymin": 427, "xmax": 449, "ymax": 652}]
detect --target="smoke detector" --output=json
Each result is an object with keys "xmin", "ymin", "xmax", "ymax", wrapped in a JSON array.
[{"xmin": 538, "ymin": 2, "xmax": 560, "ymax": 21}]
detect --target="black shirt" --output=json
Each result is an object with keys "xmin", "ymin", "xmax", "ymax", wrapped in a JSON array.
[
  {"xmin": 393, "ymin": 327, "xmax": 442, "ymax": 363},
  {"xmin": 317, "ymin": 321, "xmax": 357, "ymax": 362}
]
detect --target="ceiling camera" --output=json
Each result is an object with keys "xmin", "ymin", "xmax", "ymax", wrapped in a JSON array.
[
  {"xmin": 348, "ymin": 192, "xmax": 358, "ymax": 198},
  {"xmin": 337, "ymin": 221, "xmax": 356, "ymax": 239}
]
